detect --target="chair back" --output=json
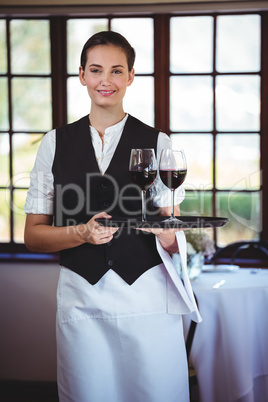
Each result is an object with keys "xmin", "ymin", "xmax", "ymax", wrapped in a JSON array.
[{"xmin": 209, "ymin": 240, "xmax": 268, "ymax": 268}]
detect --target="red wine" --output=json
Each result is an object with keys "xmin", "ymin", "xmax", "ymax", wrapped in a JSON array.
[
  {"xmin": 130, "ymin": 170, "xmax": 157, "ymax": 191},
  {"xmin": 160, "ymin": 169, "xmax": 187, "ymax": 189}
]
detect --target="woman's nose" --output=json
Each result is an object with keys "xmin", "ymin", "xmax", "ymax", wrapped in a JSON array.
[{"xmin": 101, "ymin": 72, "xmax": 112, "ymax": 85}]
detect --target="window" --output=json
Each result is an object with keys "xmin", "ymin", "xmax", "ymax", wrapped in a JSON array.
[
  {"xmin": 170, "ymin": 14, "xmax": 262, "ymax": 246},
  {"xmin": 0, "ymin": 11, "xmax": 267, "ymax": 255},
  {"xmin": 0, "ymin": 19, "xmax": 51, "ymax": 250}
]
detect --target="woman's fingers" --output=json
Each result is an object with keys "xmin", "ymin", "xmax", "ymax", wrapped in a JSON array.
[{"xmin": 84, "ymin": 212, "xmax": 119, "ymax": 245}]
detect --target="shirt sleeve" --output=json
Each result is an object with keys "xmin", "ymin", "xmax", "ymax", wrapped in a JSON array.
[
  {"xmin": 24, "ymin": 129, "xmax": 56, "ymax": 215},
  {"xmin": 150, "ymin": 132, "xmax": 185, "ymax": 208}
]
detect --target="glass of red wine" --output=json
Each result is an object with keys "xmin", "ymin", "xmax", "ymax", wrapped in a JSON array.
[
  {"xmin": 159, "ymin": 149, "xmax": 187, "ymax": 223},
  {"xmin": 129, "ymin": 148, "xmax": 157, "ymax": 222}
]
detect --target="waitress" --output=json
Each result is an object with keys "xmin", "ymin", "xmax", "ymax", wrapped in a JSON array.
[{"xmin": 24, "ymin": 30, "xmax": 200, "ymax": 402}]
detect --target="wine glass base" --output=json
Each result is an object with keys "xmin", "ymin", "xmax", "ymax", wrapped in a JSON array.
[{"xmin": 161, "ymin": 216, "xmax": 184, "ymax": 224}]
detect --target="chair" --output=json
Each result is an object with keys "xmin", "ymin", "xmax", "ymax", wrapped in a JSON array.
[
  {"xmin": 185, "ymin": 294, "xmax": 199, "ymax": 402},
  {"xmin": 209, "ymin": 240, "xmax": 268, "ymax": 268}
]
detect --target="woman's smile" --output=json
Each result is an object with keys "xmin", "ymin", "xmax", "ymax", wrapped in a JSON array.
[{"xmin": 97, "ymin": 89, "xmax": 116, "ymax": 96}]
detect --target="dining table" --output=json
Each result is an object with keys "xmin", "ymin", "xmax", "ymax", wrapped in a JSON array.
[{"xmin": 183, "ymin": 267, "xmax": 268, "ymax": 402}]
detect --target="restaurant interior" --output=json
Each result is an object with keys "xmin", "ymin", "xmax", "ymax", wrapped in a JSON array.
[{"xmin": 0, "ymin": 0, "xmax": 268, "ymax": 401}]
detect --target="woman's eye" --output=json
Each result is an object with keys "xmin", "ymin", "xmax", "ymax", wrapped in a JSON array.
[
  {"xmin": 91, "ymin": 69, "xmax": 101, "ymax": 73},
  {"xmin": 113, "ymin": 70, "xmax": 122, "ymax": 74}
]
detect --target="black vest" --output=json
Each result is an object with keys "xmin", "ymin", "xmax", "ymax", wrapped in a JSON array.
[{"xmin": 52, "ymin": 115, "xmax": 162, "ymax": 285}]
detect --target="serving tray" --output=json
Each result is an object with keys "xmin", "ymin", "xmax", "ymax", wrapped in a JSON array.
[{"xmin": 95, "ymin": 215, "xmax": 229, "ymax": 229}]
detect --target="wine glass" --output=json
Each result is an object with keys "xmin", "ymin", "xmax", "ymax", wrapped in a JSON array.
[
  {"xmin": 129, "ymin": 148, "xmax": 157, "ymax": 222},
  {"xmin": 159, "ymin": 149, "xmax": 187, "ymax": 223}
]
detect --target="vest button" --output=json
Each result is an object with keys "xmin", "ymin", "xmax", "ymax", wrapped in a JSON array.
[
  {"xmin": 107, "ymin": 259, "xmax": 114, "ymax": 266},
  {"xmin": 101, "ymin": 183, "xmax": 108, "ymax": 190},
  {"xmin": 106, "ymin": 241, "xmax": 112, "ymax": 247},
  {"xmin": 103, "ymin": 201, "xmax": 110, "ymax": 208}
]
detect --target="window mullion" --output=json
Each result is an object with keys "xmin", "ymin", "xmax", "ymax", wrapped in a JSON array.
[
  {"xmin": 154, "ymin": 14, "xmax": 170, "ymax": 134},
  {"xmin": 212, "ymin": 15, "xmax": 217, "ymax": 241},
  {"xmin": 261, "ymin": 11, "xmax": 268, "ymax": 241},
  {"xmin": 6, "ymin": 18, "xmax": 15, "ymax": 243},
  {"xmin": 50, "ymin": 16, "xmax": 67, "ymax": 128}
]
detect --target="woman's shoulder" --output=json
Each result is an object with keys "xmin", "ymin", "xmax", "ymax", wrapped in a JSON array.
[{"xmin": 41, "ymin": 128, "xmax": 56, "ymax": 149}]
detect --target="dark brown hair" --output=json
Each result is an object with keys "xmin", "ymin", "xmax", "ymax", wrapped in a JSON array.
[{"xmin": 80, "ymin": 30, "xmax": 136, "ymax": 72}]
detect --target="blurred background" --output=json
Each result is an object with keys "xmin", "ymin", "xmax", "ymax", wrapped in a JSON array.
[{"xmin": 1, "ymin": 2, "xmax": 267, "ymax": 251}]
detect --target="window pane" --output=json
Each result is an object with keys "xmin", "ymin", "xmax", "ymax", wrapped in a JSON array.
[
  {"xmin": 0, "ymin": 78, "xmax": 9, "ymax": 131},
  {"xmin": 67, "ymin": 76, "xmax": 91, "ymax": 123},
  {"xmin": 10, "ymin": 20, "xmax": 50, "ymax": 75},
  {"xmin": 216, "ymin": 75, "xmax": 260, "ymax": 131},
  {"xmin": 0, "ymin": 20, "xmax": 7, "ymax": 73},
  {"xmin": 111, "ymin": 18, "xmax": 154, "ymax": 74},
  {"xmin": 216, "ymin": 192, "xmax": 261, "ymax": 246},
  {"xmin": 67, "ymin": 19, "xmax": 108, "ymax": 75},
  {"xmin": 12, "ymin": 134, "xmax": 43, "ymax": 188},
  {"xmin": 216, "ymin": 15, "xmax": 260, "ymax": 73},
  {"xmin": 0, "ymin": 134, "xmax": 9, "ymax": 186},
  {"xmin": 180, "ymin": 191, "xmax": 213, "ymax": 216},
  {"xmin": 171, "ymin": 133, "xmax": 213, "ymax": 190},
  {"xmin": 123, "ymin": 76, "xmax": 154, "ymax": 126},
  {"xmin": 216, "ymin": 134, "xmax": 260, "ymax": 190},
  {"xmin": 13, "ymin": 189, "xmax": 27, "ymax": 243},
  {"xmin": 12, "ymin": 78, "xmax": 52, "ymax": 131},
  {"xmin": 0, "ymin": 189, "xmax": 10, "ymax": 242},
  {"xmin": 170, "ymin": 76, "xmax": 213, "ymax": 131},
  {"xmin": 170, "ymin": 16, "xmax": 213, "ymax": 73}
]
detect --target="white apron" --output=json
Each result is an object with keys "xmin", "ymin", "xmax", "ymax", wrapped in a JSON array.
[{"xmin": 56, "ymin": 233, "xmax": 200, "ymax": 402}]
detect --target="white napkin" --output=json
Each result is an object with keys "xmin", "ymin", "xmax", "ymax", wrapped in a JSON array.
[{"xmin": 155, "ymin": 230, "xmax": 202, "ymax": 323}]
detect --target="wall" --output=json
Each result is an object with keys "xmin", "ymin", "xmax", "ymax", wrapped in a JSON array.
[
  {"xmin": 1, "ymin": 0, "xmax": 268, "ymax": 14},
  {"xmin": 0, "ymin": 262, "xmax": 60, "ymax": 381}
]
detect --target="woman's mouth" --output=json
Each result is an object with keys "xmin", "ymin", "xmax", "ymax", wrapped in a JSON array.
[{"xmin": 97, "ymin": 90, "xmax": 116, "ymax": 97}]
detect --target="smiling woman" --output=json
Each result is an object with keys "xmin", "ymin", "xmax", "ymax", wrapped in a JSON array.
[{"xmin": 23, "ymin": 29, "xmax": 199, "ymax": 402}]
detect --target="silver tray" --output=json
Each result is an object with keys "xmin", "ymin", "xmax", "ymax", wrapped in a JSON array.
[{"xmin": 95, "ymin": 216, "xmax": 229, "ymax": 229}]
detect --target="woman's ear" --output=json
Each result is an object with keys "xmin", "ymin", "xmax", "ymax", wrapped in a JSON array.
[
  {"xmin": 127, "ymin": 68, "xmax": 135, "ymax": 87},
  {"xmin": 79, "ymin": 66, "xmax": 86, "ymax": 86}
]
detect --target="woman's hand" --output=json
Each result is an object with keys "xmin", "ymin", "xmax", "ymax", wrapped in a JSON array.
[
  {"xmin": 78, "ymin": 212, "xmax": 119, "ymax": 245},
  {"xmin": 136, "ymin": 205, "xmax": 181, "ymax": 254},
  {"xmin": 137, "ymin": 226, "xmax": 180, "ymax": 254}
]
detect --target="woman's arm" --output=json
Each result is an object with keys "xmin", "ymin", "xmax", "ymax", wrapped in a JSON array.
[{"xmin": 24, "ymin": 212, "xmax": 119, "ymax": 253}]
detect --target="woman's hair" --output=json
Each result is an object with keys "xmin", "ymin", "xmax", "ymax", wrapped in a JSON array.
[{"xmin": 80, "ymin": 30, "xmax": 136, "ymax": 72}]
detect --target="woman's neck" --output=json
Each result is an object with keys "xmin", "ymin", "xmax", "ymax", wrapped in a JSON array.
[{"xmin": 89, "ymin": 106, "xmax": 126, "ymax": 139}]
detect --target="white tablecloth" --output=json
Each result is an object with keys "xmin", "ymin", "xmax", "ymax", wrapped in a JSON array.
[{"xmin": 184, "ymin": 268, "xmax": 268, "ymax": 402}]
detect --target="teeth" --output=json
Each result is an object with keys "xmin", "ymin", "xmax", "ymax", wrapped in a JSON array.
[{"xmin": 99, "ymin": 90, "xmax": 114, "ymax": 94}]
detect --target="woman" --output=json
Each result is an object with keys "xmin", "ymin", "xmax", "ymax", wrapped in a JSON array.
[{"xmin": 24, "ymin": 31, "xmax": 200, "ymax": 402}]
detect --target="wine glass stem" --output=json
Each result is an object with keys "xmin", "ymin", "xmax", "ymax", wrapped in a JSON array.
[
  {"xmin": 141, "ymin": 190, "xmax": 147, "ymax": 222},
  {"xmin": 171, "ymin": 189, "xmax": 175, "ymax": 219}
]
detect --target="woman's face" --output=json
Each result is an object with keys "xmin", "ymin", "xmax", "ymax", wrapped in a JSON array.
[{"xmin": 79, "ymin": 44, "xmax": 134, "ymax": 109}]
